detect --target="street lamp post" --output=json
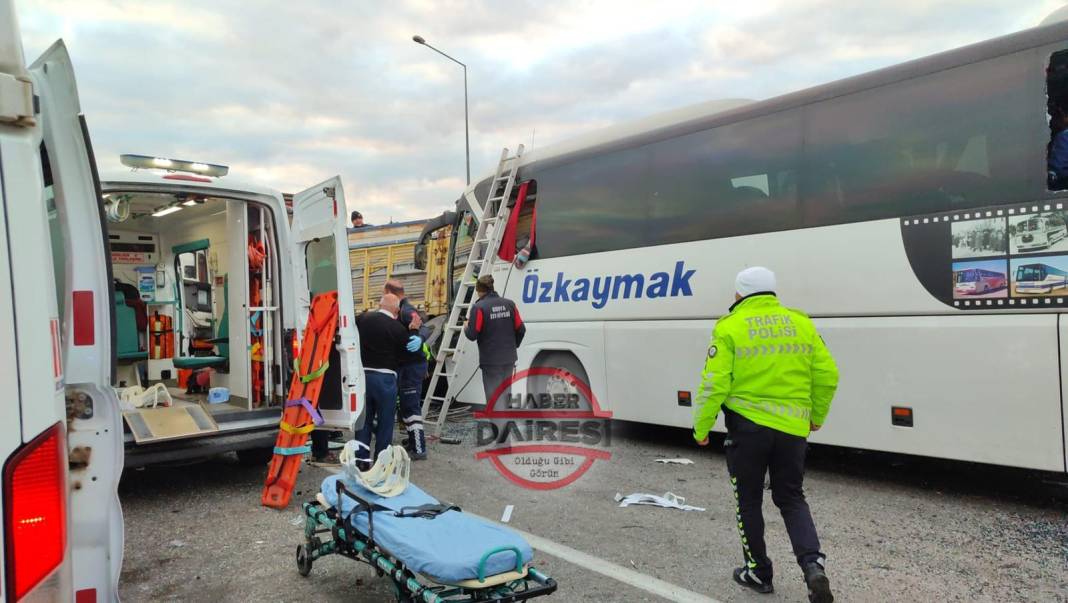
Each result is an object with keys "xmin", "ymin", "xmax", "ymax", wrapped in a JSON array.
[{"xmin": 413, "ymin": 35, "xmax": 470, "ymax": 185}]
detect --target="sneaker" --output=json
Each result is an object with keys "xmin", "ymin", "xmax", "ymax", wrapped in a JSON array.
[
  {"xmin": 732, "ymin": 567, "xmax": 773, "ymax": 594},
  {"xmin": 802, "ymin": 561, "xmax": 833, "ymax": 603}
]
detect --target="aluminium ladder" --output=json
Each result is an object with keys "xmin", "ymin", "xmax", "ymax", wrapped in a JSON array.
[{"xmin": 421, "ymin": 145, "xmax": 525, "ymax": 432}]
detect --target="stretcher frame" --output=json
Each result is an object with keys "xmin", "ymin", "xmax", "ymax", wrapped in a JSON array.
[{"xmin": 296, "ymin": 480, "xmax": 558, "ymax": 602}]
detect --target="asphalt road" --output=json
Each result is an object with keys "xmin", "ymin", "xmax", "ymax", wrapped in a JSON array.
[{"xmin": 119, "ymin": 422, "xmax": 1068, "ymax": 602}]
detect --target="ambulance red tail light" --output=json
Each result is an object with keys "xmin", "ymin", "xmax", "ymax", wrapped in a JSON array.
[{"xmin": 4, "ymin": 423, "xmax": 67, "ymax": 601}]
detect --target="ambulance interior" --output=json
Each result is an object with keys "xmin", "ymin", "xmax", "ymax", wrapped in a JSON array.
[{"xmin": 107, "ymin": 191, "xmax": 285, "ymax": 443}]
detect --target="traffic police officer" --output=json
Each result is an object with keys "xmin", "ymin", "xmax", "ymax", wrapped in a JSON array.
[{"xmin": 693, "ymin": 267, "xmax": 838, "ymax": 603}]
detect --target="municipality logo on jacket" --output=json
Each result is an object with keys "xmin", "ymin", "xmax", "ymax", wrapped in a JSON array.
[{"xmin": 522, "ymin": 261, "xmax": 696, "ymax": 309}]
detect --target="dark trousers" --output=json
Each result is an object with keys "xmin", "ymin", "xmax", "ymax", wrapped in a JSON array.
[
  {"xmin": 398, "ymin": 360, "xmax": 427, "ymax": 452},
  {"xmin": 354, "ymin": 371, "xmax": 399, "ymax": 465},
  {"xmin": 311, "ymin": 429, "xmax": 330, "ymax": 460},
  {"xmin": 480, "ymin": 364, "xmax": 514, "ymax": 406},
  {"xmin": 398, "ymin": 360, "xmax": 426, "ymax": 429},
  {"xmin": 724, "ymin": 409, "xmax": 823, "ymax": 581}
]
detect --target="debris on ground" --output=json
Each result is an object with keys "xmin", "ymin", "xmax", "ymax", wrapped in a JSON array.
[
  {"xmin": 614, "ymin": 492, "xmax": 705, "ymax": 512},
  {"xmin": 655, "ymin": 458, "xmax": 694, "ymax": 465}
]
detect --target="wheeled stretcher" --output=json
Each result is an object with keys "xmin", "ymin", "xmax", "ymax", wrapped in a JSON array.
[{"xmin": 297, "ymin": 474, "xmax": 558, "ymax": 602}]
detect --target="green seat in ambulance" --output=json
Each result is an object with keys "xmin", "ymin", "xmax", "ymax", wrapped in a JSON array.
[{"xmin": 114, "ymin": 292, "xmax": 148, "ymax": 361}]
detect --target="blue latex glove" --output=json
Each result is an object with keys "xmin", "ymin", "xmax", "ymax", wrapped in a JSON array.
[{"xmin": 406, "ymin": 335, "xmax": 422, "ymax": 353}]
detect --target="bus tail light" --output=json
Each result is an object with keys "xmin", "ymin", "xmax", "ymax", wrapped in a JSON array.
[
  {"xmin": 4, "ymin": 423, "xmax": 67, "ymax": 601},
  {"xmin": 891, "ymin": 406, "xmax": 914, "ymax": 427}
]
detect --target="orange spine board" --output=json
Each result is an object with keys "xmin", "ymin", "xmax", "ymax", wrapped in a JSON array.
[{"xmin": 260, "ymin": 291, "xmax": 340, "ymax": 509}]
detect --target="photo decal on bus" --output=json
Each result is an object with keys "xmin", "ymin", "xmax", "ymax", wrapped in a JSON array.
[
  {"xmin": 1008, "ymin": 211, "xmax": 1068, "ymax": 255},
  {"xmin": 1010, "ymin": 256, "xmax": 1068, "ymax": 297},
  {"xmin": 952, "ymin": 259, "xmax": 1009, "ymax": 299},
  {"xmin": 951, "ymin": 217, "xmax": 1006, "ymax": 259},
  {"xmin": 901, "ymin": 201, "xmax": 1068, "ymax": 309}
]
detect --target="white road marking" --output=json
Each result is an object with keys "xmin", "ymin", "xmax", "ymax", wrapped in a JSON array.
[
  {"xmin": 320, "ymin": 466, "xmax": 721, "ymax": 602},
  {"xmin": 492, "ymin": 519, "xmax": 723, "ymax": 603}
]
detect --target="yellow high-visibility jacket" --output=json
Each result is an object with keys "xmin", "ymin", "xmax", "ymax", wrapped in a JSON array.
[{"xmin": 693, "ymin": 294, "xmax": 839, "ymax": 440}]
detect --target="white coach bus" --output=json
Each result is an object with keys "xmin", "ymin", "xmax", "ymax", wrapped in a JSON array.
[{"xmin": 421, "ymin": 18, "xmax": 1068, "ymax": 475}]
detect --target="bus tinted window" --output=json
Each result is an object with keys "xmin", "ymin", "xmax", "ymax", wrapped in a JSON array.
[
  {"xmin": 533, "ymin": 146, "xmax": 652, "ymax": 258},
  {"xmin": 531, "ymin": 50, "xmax": 1041, "ymax": 260},
  {"xmin": 802, "ymin": 50, "xmax": 1036, "ymax": 226},
  {"xmin": 647, "ymin": 111, "xmax": 801, "ymax": 245}
]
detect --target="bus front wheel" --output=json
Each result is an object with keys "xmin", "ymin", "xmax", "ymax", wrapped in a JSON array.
[{"xmin": 529, "ymin": 351, "xmax": 592, "ymax": 405}]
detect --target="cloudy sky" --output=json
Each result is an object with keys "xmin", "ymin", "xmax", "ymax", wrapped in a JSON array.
[{"xmin": 17, "ymin": 0, "xmax": 1068, "ymax": 222}]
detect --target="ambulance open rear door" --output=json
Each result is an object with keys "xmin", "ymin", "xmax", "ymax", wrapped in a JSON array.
[
  {"xmin": 29, "ymin": 40, "xmax": 123, "ymax": 602},
  {"xmin": 289, "ymin": 177, "xmax": 364, "ymax": 430}
]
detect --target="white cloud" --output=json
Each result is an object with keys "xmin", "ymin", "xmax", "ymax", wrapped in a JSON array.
[{"xmin": 15, "ymin": 0, "xmax": 1061, "ymax": 223}]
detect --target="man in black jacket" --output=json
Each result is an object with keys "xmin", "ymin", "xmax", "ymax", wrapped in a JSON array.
[
  {"xmin": 384, "ymin": 279, "xmax": 431, "ymax": 459},
  {"xmin": 352, "ymin": 294, "xmax": 410, "ymax": 470},
  {"xmin": 464, "ymin": 275, "xmax": 526, "ymax": 405}
]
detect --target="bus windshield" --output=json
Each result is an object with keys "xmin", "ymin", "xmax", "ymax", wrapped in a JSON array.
[
  {"xmin": 1016, "ymin": 265, "xmax": 1045, "ymax": 281},
  {"xmin": 1020, "ymin": 219, "xmax": 1041, "ymax": 232}
]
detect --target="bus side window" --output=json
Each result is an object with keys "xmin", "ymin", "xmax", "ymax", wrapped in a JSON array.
[
  {"xmin": 502, "ymin": 180, "xmax": 537, "ymax": 265},
  {"xmin": 1046, "ymin": 49, "xmax": 1068, "ymax": 191}
]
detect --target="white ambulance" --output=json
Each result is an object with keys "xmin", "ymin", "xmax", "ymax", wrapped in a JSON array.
[
  {"xmin": 0, "ymin": 7, "xmax": 362, "ymax": 600},
  {"xmin": 101, "ymin": 159, "xmax": 362, "ymax": 469}
]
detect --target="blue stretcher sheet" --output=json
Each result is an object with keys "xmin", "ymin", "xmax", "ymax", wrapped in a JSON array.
[{"xmin": 321, "ymin": 474, "xmax": 534, "ymax": 584}]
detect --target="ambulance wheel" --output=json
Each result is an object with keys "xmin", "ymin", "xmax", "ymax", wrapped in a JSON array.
[{"xmin": 296, "ymin": 544, "xmax": 313, "ymax": 577}]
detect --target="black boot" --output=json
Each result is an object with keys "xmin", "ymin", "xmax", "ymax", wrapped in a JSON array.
[
  {"xmin": 732, "ymin": 567, "xmax": 773, "ymax": 594},
  {"xmin": 409, "ymin": 428, "xmax": 428, "ymax": 461},
  {"xmin": 802, "ymin": 561, "xmax": 833, "ymax": 603}
]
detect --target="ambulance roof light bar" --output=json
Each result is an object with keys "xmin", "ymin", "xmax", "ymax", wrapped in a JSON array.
[{"xmin": 120, "ymin": 154, "xmax": 229, "ymax": 178}]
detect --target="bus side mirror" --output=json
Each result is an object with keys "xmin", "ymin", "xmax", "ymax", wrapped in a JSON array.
[{"xmin": 414, "ymin": 242, "xmax": 428, "ymax": 271}]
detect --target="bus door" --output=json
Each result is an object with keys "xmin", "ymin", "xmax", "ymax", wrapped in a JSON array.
[
  {"xmin": 289, "ymin": 178, "xmax": 364, "ymax": 429},
  {"xmin": 29, "ymin": 40, "xmax": 124, "ymax": 601}
]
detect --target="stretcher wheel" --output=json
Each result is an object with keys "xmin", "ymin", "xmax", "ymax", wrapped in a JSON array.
[
  {"xmin": 391, "ymin": 582, "xmax": 412, "ymax": 603},
  {"xmin": 296, "ymin": 544, "xmax": 313, "ymax": 577}
]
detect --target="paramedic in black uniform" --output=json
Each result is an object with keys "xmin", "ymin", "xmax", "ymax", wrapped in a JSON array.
[
  {"xmin": 352, "ymin": 294, "xmax": 410, "ymax": 470},
  {"xmin": 464, "ymin": 275, "xmax": 525, "ymax": 405},
  {"xmin": 384, "ymin": 279, "xmax": 432, "ymax": 460}
]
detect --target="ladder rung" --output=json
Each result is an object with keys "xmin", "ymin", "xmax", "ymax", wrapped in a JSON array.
[
  {"xmin": 439, "ymin": 348, "xmax": 457, "ymax": 354},
  {"xmin": 487, "ymin": 196, "xmax": 504, "ymax": 203},
  {"xmin": 427, "ymin": 395, "xmax": 447, "ymax": 402},
  {"xmin": 494, "ymin": 175, "xmax": 511, "ymax": 182}
]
